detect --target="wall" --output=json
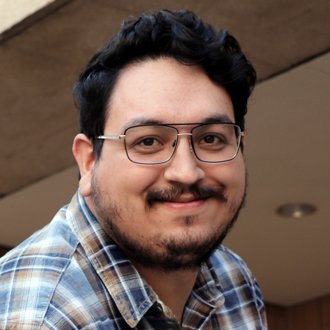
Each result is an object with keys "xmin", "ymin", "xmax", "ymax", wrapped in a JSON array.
[
  {"xmin": 0, "ymin": 0, "xmax": 54, "ymax": 33},
  {"xmin": 265, "ymin": 303, "xmax": 288, "ymax": 330},
  {"xmin": 266, "ymin": 295, "xmax": 330, "ymax": 330},
  {"xmin": 0, "ymin": 245, "xmax": 11, "ymax": 258}
]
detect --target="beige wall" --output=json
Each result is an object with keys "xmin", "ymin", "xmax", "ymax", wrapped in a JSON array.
[{"xmin": 0, "ymin": 0, "xmax": 54, "ymax": 33}]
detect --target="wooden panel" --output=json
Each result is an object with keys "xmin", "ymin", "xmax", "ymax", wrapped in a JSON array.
[
  {"xmin": 265, "ymin": 303, "xmax": 289, "ymax": 330},
  {"xmin": 0, "ymin": 245, "xmax": 12, "ymax": 258},
  {"xmin": 288, "ymin": 295, "xmax": 330, "ymax": 330},
  {"xmin": 321, "ymin": 295, "xmax": 330, "ymax": 329},
  {"xmin": 266, "ymin": 295, "xmax": 330, "ymax": 330}
]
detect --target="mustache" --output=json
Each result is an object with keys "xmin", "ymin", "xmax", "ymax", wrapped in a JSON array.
[{"xmin": 146, "ymin": 184, "xmax": 228, "ymax": 207}]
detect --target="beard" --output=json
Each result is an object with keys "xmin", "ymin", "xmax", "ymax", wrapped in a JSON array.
[{"xmin": 91, "ymin": 175, "xmax": 246, "ymax": 274}]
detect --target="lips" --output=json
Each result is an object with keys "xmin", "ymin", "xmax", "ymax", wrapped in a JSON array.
[{"xmin": 158, "ymin": 195, "xmax": 207, "ymax": 203}]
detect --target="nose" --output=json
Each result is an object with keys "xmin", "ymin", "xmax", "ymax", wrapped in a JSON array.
[{"xmin": 163, "ymin": 134, "xmax": 205, "ymax": 185}]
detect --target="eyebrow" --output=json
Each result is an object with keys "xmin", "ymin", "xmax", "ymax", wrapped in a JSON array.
[
  {"xmin": 202, "ymin": 114, "xmax": 234, "ymax": 124},
  {"xmin": 123, "ymin": 113, "xmax": 235, "ymax": 130},
  {"xmin": 123, "ymin": 117, "xmax": 163, "ymax": 130}
]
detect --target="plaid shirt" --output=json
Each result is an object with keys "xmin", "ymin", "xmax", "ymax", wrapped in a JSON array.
[{"xmin": 0, "ymin": 191, "xmax": 267, "ymax": 329}]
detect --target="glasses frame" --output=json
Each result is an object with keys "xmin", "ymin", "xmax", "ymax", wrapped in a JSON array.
[{"xmin": 95, "ymin": 122, "xmax": 245, "ymax": 165}]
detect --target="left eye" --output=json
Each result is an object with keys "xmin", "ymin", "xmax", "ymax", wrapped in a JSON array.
[{"xmin": 202, "ymin": 135, "xmax": 224, "ymax": 144}]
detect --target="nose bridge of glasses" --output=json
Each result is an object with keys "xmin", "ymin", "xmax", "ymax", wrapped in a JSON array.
[
  {"xmin": 172, "ymin": 132, "xmax": 193, "ymax": 150},
  {"xmin": 177, "ymin": 132, "xmax": 193, "ymax": 137}
]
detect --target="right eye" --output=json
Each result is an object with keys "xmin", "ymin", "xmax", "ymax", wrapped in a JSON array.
[
  {"xmin": 129, "ymin": 136, "xmax": 165, "ymax": 155},
  {"xmin": 136, "ymin": 137, "xmax": 160, "ymax": 147}
]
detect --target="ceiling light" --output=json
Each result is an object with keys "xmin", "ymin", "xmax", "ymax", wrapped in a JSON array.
[{"xmin": 276, "ymin": 203, "xmax": 317, "ymax": 218}]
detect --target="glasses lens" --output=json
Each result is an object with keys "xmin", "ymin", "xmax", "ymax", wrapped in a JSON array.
[
  {"xmin": 125, "ymin": 125, "xmax": 177, "ymax": 164},
  {"xmin": 192, "ymin": 124, "xmax": 241, "ymax": 162}
]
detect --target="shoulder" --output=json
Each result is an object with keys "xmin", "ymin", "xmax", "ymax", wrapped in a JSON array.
[
  {"xmin": 210, "ymin": 245, "xmax": 264, "ymax": 298},
  {"xmin": 0, "ymin": 205, "xmax": 80, "ymax": 329},
  {"xmin": 209, "ymin": 245, "xmax": 266, "ymax": 323},
  {"xmin": 210, "ymin": 244, "xmax": 255, "ymax": 281},
  {"xmin": 209, "ymin": 245, "xmax": 263, "ymax": 293}
]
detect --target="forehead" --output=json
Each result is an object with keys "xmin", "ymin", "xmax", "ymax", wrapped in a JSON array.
[{"xmin": 105, "ymin": 58, "xmax": 234, "ymax": 131}]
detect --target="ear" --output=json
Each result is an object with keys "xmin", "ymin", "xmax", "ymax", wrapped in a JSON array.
[{"xmin": 72, "ymin": 134, "xmax": 95, "ymax": 197}]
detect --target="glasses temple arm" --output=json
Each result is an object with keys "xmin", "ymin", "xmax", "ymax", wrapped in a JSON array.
[{"xmin": 96, "ymin": 135, "xmax": 126, "ymax": 140}]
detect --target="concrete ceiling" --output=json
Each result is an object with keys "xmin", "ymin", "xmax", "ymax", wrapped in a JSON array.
[
  {"xmin": 0, "ymin": 0, "xmax": 55, "ymax": 33},
  {"xmin": 0, "ymin": 0, "xmax": 330, "ymax": 307}
]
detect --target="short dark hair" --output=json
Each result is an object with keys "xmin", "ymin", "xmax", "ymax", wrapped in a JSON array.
[{"xmin": 74, "ymin": 9, "xmax": 256, "ymax": 158}]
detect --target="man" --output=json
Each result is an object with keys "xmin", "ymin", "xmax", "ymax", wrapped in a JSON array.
[{"xmin": 0, "ymin": 9, "xmax": 267, "ymax": 329}]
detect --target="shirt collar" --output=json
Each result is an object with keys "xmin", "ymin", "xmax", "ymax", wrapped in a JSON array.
[
  {"xmin": 67, "ymin": 191, "xmax": 157, "ymax": 328},
  {"xmin": 193, "ymin": 262, "xmax": 225, "ymax": 308}
]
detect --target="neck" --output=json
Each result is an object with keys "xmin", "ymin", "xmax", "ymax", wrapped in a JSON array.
[{"xmin": 133, "ymin": 262, "xmax": 199, "ymax": 324}]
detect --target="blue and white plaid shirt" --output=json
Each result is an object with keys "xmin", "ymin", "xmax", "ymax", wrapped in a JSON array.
[{"xmin": 0, "ymin": 191, "xmax": 267, "ymax": 329}]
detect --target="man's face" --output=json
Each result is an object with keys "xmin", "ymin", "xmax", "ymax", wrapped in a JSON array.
[{"xmin": 86, "ymin": 58, "xmax": 246, "ymax": 272}]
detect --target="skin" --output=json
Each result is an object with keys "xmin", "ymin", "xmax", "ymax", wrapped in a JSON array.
[{"xmin": 73, "ymin": 58, "xmax": 246, "ymax": 323}]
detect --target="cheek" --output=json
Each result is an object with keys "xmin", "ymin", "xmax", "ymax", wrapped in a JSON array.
[
  {"xmin": 103, "ymin": 161, "xmax": 163, "ymax": 198},
  {"xmin": 211, "ymin": 155, "xmax": 246, "ymax": 192},
  {"xmin": 230, "ymin": 156, "xmax": 246, "ymax": 190},
  {"xmin": 230, "ymin": 159, "xmax": 246, "ymax": 203}
]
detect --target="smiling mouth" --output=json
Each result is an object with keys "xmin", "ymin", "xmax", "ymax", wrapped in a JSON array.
[
  {"xmin": 156, "ymin": 196, "xmax": 209, "ymax": 214},
  {"xmin": 152, "ymin": 192, "xmax": 213, "ymax": 213},
  {"xmin": 147, "ymin": 193, "xmax": 210, "ymax": 211}
]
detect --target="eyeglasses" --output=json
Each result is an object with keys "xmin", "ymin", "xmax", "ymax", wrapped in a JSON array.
[{"xmin": 95, "ymin": 123, "xmax": 244, "ymax": 164}]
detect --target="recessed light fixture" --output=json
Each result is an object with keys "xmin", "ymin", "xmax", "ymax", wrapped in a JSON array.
[{"xmin": 277, "ymin": 203, "xmax": 317, "ymax": 218}]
